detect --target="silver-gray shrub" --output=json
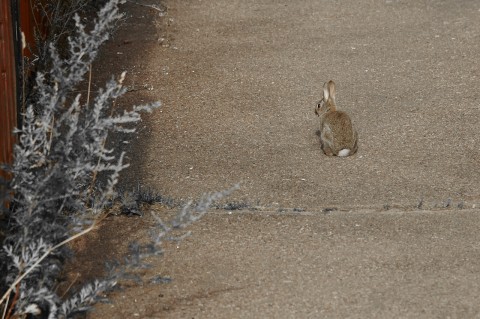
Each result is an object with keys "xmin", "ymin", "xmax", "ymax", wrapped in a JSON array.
[
  {"xmin": 0, "ymin": 0, "xmax": 160, "ymax": 317},
  {"xmin": 1, "ymin": 0, "xmax": 236, "ymax": 317}
]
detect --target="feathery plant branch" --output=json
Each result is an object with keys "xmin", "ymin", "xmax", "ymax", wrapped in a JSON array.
[
  {"xmin": 0, "ymin": 221, "xmax": 98, "ymax": 308},
  {"xmin": 0, "ymin": 0, "xmax": 164, "ymax": 317}
]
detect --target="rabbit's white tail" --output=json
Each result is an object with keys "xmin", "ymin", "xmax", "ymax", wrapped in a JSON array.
[{"xmin": 338, "ymin": 149, "xmax": 350, "ymax": 157}]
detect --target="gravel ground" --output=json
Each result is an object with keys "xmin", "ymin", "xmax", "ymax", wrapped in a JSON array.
[
  {"xmin": 123, "ymin": 0, "xmax": 480, "ymax": 211},
  {"xmin": 83, "ymin": 0, "xmax": 480, "ymax": 317}
]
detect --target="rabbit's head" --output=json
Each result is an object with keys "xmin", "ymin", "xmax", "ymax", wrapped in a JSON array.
[{"xmin": 315, "ymin": 80, "xmax": 337, "ymax": 116}]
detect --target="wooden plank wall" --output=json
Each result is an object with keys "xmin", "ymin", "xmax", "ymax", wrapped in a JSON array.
[
  {"xmin": 0, "ymin": 0, "xmax": 17, "ymax": 181},
  {"xmin": 1, "ymin": 0, "xmax": 46, "ymax": 182}
]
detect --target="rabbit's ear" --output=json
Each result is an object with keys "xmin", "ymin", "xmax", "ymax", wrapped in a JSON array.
[
  {"xmin": 327, "ymin": 80, "xmax": 336, "ymax": 103},
  {"xmin": 323, "ymin": 82, "xmax": 329, "ymax": 101}
]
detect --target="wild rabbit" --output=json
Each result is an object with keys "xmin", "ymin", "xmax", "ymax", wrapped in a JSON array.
[{"xmin": 315, "ymin": 80, "xmax": 358, "ymax": 157}]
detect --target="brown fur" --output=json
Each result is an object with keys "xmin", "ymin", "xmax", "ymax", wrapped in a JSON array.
[{"xmin": 315, "ymin": 80, "xmax": 358, "ymax": 156}]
